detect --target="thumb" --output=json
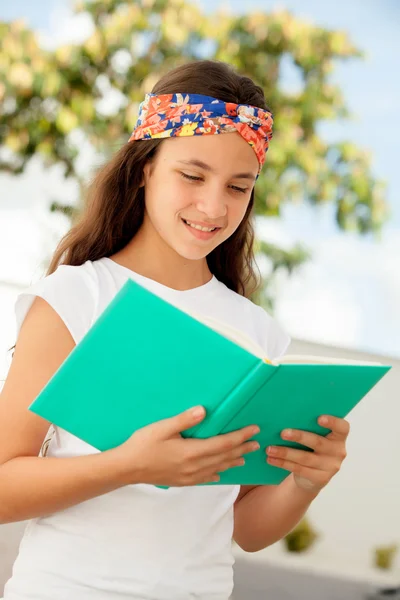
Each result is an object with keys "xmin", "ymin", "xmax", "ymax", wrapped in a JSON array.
[{"xmin": 157, "ymin": 406, "xmax": 206, "ymax": 438}]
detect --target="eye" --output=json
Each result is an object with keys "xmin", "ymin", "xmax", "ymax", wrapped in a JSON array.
[
  {"xmin": 180, "ymin": 171, "xmax": 247, "ymax": 193},
  {"xmin": 230, "ymin": 185, "xmax": 247, "ymax": 194},
  {"xmin": 180, "ymin": 172, "xmax": 203, "ymax": 182}
]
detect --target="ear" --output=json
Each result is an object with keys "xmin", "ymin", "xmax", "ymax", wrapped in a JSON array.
[{"xmin": 141, "ymin": 160, "xmax": 152, "ymax": 187}]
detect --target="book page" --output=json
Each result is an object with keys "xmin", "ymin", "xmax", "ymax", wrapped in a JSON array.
[
  {"xmin": 187, "ymin": 312, "xmax": 266, "ymax": 359},
  {"xmin": 187, "ymin": 311, "xmax": 383, "ymax": 367},
  {"xmin": 274, "ymin": 355, "xmax": 383, "ymax": 366}
]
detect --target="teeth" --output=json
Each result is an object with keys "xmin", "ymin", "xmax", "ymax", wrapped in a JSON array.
[{"xmin": 184, "ymin": 219, "xmax": 216, "ymax": 232}]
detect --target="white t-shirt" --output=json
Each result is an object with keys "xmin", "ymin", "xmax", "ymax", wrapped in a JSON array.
[{"xmin": 4, "ymin": 257, "xmax": 290, "ymax": 600}]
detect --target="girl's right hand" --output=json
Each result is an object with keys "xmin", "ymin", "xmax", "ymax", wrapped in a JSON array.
[{"xmin": 112, "ymin": 406, "xmax": 260, "ymax": 487}]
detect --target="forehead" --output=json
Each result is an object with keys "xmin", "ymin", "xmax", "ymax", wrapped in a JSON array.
[{"xmin": 157, "ymin": 132, "xmax": 259, "ymax": 174}]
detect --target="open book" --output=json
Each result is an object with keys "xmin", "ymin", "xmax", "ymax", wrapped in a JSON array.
[
  {"xmin": 29, "ymin": 278, "xmax": 391, "ymax": 486},
  {"xmin": 190, "ymin": 313, "xmax": 383, "ymax": 367}
]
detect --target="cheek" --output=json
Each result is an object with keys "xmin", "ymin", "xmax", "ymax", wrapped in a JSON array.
[
  {"xmin": 158, "ymin": 180, "xmax": 191, "ymax": 215},
  {"xmin": 145, "ymin": 181, "xmax": 180, "ymax": 219},
  {"xmin": 228, "ymin": 198, "xmax": 251, "ymax": 229},
  {"xmin": 171, "ymin": 180, "xmax": 195, "ymax": 211},
  {"xmin": 145, "ymin": 189, "xmax": 188, "ymax": 240}
]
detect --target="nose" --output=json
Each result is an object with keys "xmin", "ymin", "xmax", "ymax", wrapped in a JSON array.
[{"xmin": 195, "ymin": 185, "xmax": 227, "ymax": 220}]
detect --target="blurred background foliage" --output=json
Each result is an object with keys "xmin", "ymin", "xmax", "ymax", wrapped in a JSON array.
[
  {"xmin": 283, "ymin": 517, "xmax": 319, "ymax": 553},
  {"xmin": 374, "ymin": 544, "xmax": 398, "ymax": 570},
  {"xmin": 0, "ymin": 0, "xmax": 389, "ymax": 309}
]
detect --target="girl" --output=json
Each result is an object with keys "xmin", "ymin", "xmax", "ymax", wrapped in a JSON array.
[{"xmin": 0, "ymin": 60, "xmax": 349, "ymax": 600}]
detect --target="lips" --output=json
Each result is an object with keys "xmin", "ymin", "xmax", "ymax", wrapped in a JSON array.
[
  {"xmin": 182, "ymin": 218, "xmax": 220, "ymax": 232},
  {"xmin": 181, "ymin": 218, "xmax": 221, "ymax": 240}
]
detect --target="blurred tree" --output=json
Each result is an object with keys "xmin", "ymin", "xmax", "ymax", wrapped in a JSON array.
[
  {"xmin": 374, "ymin": 544, "xmax": 398, "ymax": 570},
  {"xmin": 283, "ymin": 516, "xmax": 319, "ymax": 553},
  {"xmin": 0, "ymin": 0, "xmax": 389, "ymax": 308}
]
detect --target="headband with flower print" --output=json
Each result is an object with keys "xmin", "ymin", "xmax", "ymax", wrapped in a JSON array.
[{"xmin": 129, "ymin": 92, "xmax": 273, "ymax": 175}]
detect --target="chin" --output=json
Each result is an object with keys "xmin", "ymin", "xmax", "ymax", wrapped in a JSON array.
[{"xmin": 175, "ymin": 247, "xmax": 210, "ymax": 261}]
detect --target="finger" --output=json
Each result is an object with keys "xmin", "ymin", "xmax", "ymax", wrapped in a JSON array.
[
  {"xmin": 157, "ymin": 406, "xmax": 206, "ymax": 437},
  {"xmin": 199, "ymin": 472, "xmax": 220, "ymax": 484},
  {"xmin": 218, "ymin": 457, "xmax": 246, "ymax": 472},
  {"xmin": 318, "ymin": 415, "xmax": 350, "ymax": 441},
  {"xmin": 194, "ymin": 457, "xmax": 246, "ymax": 485},
  {"xmin": 266, "ymin": 457, "xmax": 332, "ymax": 486},
  {"xmin": 179, "ymin": 471, "xmax": 221, "ymax": 487},
  {"xmin": 280, "ymin": 428, "xmax": 337, "ymax": 456},
  {"xmin": 197, "ymin": 440, "xmax": 258, "ymax": 470},
  {"xmin": 266, "ymin": 445, "xmax": 341, "ymax": 473},
  {"xmin": 195, "ymin": 425, "xmax": 260, "ymax": 458}
]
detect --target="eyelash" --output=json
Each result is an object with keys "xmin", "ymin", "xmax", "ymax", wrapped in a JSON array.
[{"xmin": 180, "ymin": 172, "xmax": 247, "ymax": 194}]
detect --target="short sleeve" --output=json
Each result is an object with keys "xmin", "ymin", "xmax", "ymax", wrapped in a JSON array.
[
  {"xmin": 14, "ymin": 263, "xmax": 98, "ymax": 345},
  {"xmin": 254, "ymin": 305, "xmax": 291, "ymax": 360},
  {"xmin": 267, "ymin": 318, "xmax": 291, "ymax": 360}
]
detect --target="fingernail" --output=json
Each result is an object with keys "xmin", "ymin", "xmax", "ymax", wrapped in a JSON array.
[
  {"xmin": 192, "ymin": 406, "xmax": 205, "ymax": 418},
  {"xmin": 282, "ymin": 429, "xmax": 293, "ymax": 438},
  {"xmin": 251, "ymin": 442, "xmax": 260, "ymax": 451}
]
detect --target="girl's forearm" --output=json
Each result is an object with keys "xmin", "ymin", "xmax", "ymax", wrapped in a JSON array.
[
  {"xmin": 234, "ymin": 474, "xmax": 320, "ymax": 552},
  {"xmin": 0, "ymin": 450, "xmax": 132, "ymax": 524}
]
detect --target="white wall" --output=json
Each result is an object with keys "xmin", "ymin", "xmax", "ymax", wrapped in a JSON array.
[{"xmin": 0, "ymin": 282, "xmax": 26, "ymax": 384}]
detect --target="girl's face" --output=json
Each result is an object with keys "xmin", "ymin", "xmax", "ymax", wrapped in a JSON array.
[{"xmin": 141, "ymin": 132, "xmax": 259, "ymax": 262}]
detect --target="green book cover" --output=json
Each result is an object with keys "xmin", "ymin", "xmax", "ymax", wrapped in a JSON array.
[{"xmin": 29, "ymin": 278, "xmax": 391, "ymax": 485}]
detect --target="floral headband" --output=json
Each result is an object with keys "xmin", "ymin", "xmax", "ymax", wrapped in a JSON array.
[{"xmin": 129, "ymin": 92, "xmax": 273, "ymax": 175}]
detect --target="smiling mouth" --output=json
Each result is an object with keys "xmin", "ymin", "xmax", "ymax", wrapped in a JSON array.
[{"xmin": 182, "ymin": 218, "xmax": 220, "ymax": 232}]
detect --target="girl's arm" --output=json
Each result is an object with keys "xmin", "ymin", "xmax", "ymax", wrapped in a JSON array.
[
  {"xmin": 0, "ymin": 296, "xmax": 134, "ymax": 523},
  {"xmin": 0, "ymin": 451, "xmax": 137, "ymax": 524},
  {"xmin": 234, "ymin": 414, "xmax": 349, "ymax": 552},
  {"xmin": 233, "ymin": 479, "xmax": 319, "ymax": 552},
  {"xmin": 0, "ymin": 297, "xmax": 258, "ymax": 523}
]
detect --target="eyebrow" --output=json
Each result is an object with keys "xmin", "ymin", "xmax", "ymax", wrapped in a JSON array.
[{"xmin": 176, "ymin": 159, "xmax": 257, "ymax": 181}]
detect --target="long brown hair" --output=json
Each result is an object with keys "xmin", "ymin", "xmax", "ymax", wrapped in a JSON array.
[{"xmin": 47, "ymin": 60, "xmax": 271, "ymax": 296}]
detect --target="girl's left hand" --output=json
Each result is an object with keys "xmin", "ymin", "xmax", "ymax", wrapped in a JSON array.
[{"xmin": 266, "ymin": 415, "xmax": 350, "ymax": 493}]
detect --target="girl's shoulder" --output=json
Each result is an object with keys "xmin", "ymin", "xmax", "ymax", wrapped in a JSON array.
[
  {"xmin": 212, "ymin": 279, "xmax": 291, "ymax": 360},
  {"xmin": 15, "ymin": 260, "xmax": 100, "ymax": 345},
  {"xmin": 250, "ymin": 302, "xmax": 291, "ymax": 360}
]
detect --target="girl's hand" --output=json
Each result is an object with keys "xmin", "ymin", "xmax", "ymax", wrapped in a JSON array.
[
  {"xmin": 266, "ymin": 415, "xmax": 350, "ymax": 493},
  {"xmin": 113, "ymin": 406, "xmax": 260, "ymax": 487}
]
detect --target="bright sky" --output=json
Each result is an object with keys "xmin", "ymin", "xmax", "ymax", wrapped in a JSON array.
[{"xmin": 0, "ymin": 0, "xmax": 399, "ymax": 382}]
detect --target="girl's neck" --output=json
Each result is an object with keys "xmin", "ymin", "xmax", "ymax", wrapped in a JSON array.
[{"xmin": 110, "ymin": 229, "xmax": 213, "ymax": 292}]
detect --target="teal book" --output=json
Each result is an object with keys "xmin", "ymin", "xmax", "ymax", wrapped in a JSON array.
[{"xmin": 29, "ymin": 278, "xmax": 391, "ymax": 486}]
